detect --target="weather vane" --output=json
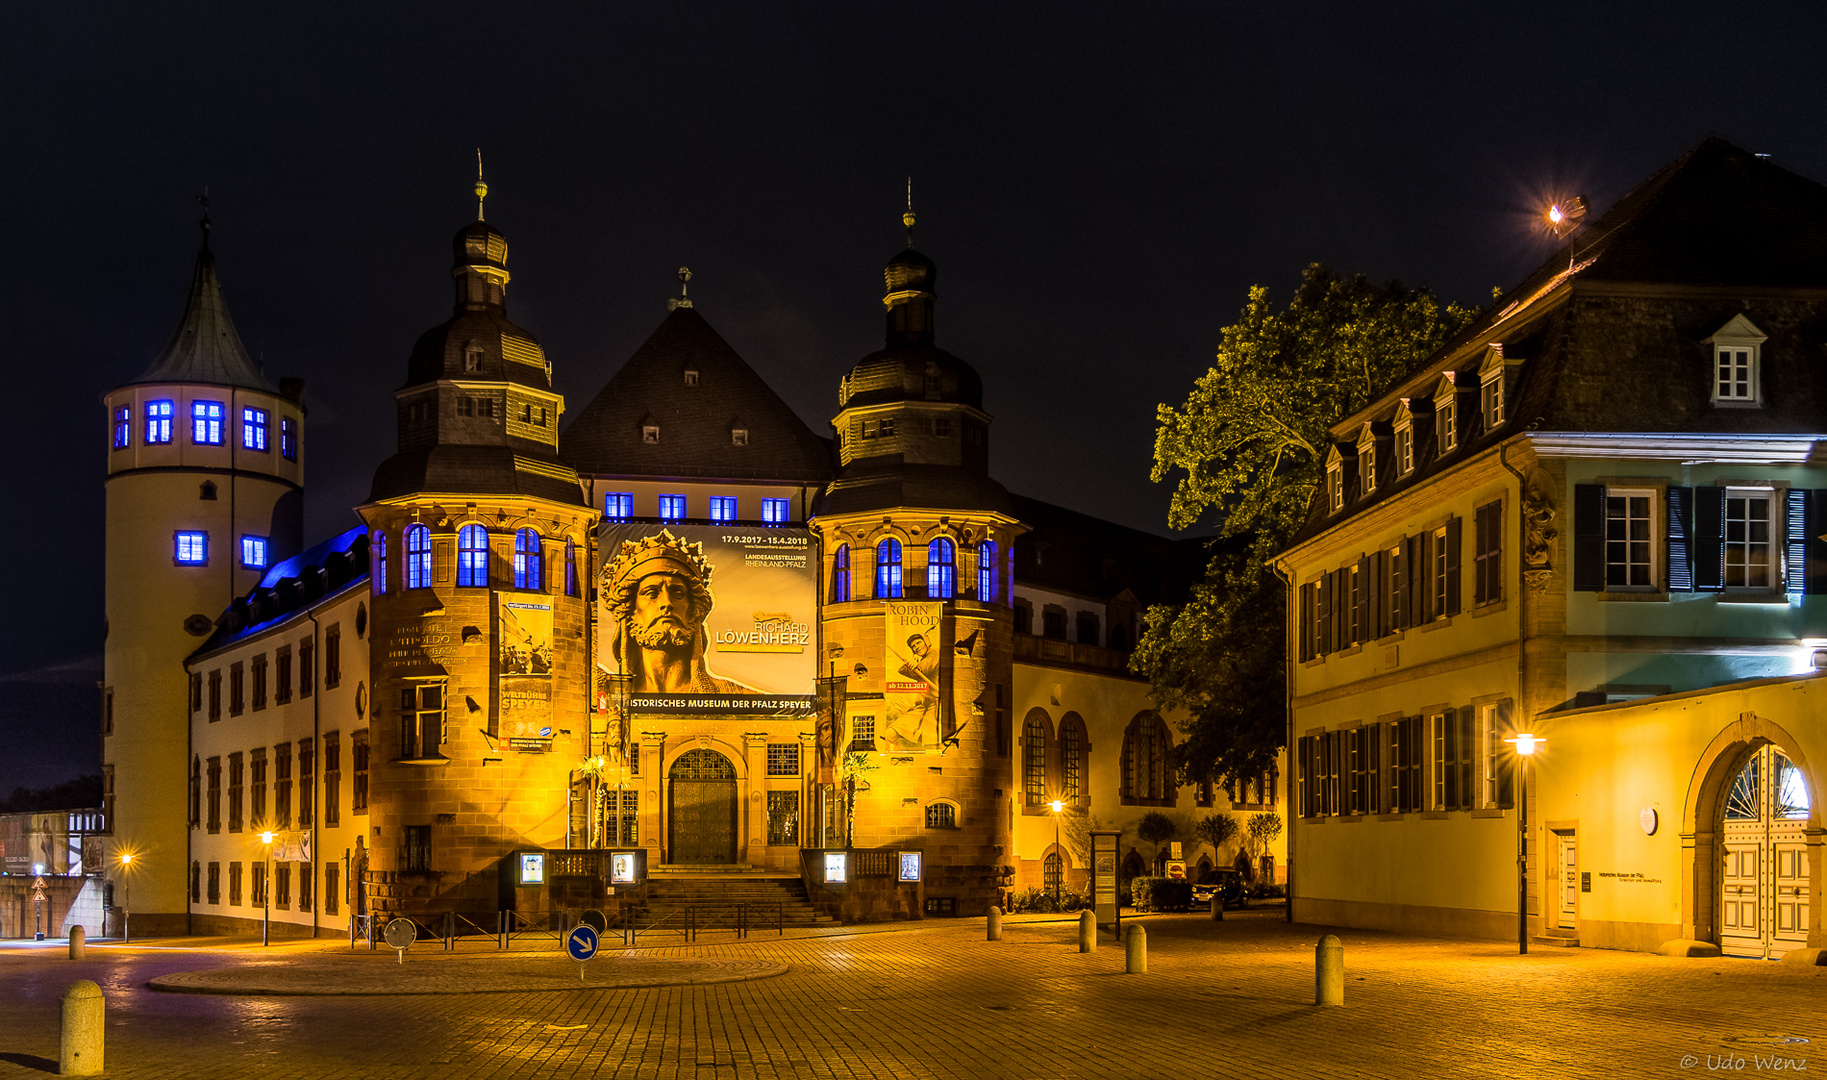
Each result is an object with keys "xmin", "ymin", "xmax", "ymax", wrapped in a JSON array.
[
  {"xmin": 197, "ymin": 186, "xmax": 212, "ymax": 246},
  {"xmin": 903, "ymin": 177, "xmax": 916, "ymax": 247},
  {"xmin": 670, "ymin": 267, "xmax": 693, "ymax": 310},
  {"xmin": 475, "ymin": 149, "xmax": 488, "ymax": 220}
]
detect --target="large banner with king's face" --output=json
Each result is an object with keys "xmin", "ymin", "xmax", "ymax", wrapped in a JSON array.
[{"xmin": 597, "ymin": 523, "xmax": 817, "ymax": 715}]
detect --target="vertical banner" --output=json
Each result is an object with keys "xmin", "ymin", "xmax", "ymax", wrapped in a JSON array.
[
  {"xmin": 498, "ymin": 595, "xmax": 555, "ymax": 744},
  {"xmin": 883, "ymin": 602, "xmax": 945, "ymax": 752}
]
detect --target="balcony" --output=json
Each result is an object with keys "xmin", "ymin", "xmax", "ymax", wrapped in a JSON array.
[{"xmin": 1013, "ymin": 633, "xmax": 1134, "ymax": 675}]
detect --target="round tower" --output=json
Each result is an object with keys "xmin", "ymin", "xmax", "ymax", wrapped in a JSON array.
[
  {"xmin": 102, "ymin": 216, "xmax": 305, "ymax": 934},
  {"xmin": 357, "ymin": 184, "xmax": 593, "ymax": 920},
  {"xmin": 811, "ymin": 204, "xmax": 1026, "ymax": 916}
]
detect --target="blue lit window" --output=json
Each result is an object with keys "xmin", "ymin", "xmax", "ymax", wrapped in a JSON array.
[
  {"xmin": 762, "ymin": 498, "xmax": 790, "ymax": 524},
  {"xmin": 458, "ymin": 524, "xmax": 490, "ymax": 587},
  {"xmin": 605, "ymin": 492, "xmax": 633, "ymax": 519},
  {"xmin": 175, "ymin": 531, "xmax": 208, "ymax": 565},
  {"xmin": 708, "ymin": 496, "xmax": 736, "ymax": 522},
  {"xmin": 405, "ymin": 524, "xmax": 432, "ymax": 589},
  {"xmin": 372, "ymin": 530, "xmax": 389, "ymax": 595},
  {"xmin": 145, "ymin": 400, "xmax": 174, "ymax": 444},
  {"xmin": 927, "ymin": 538, "xmax": 955, "ymax": 599},
  {"xmin": 658, "ymin": 495, "xmax": 686, "ymax": 521},
  {"xmin": 241, "ymin": 536, "xmax": 269, "ymax": 569},
  {"xmin": 565, "ymin": 539, "xmax": 578, "ymax": 597},
  {"xmin": 280, "ymin": 417, "xmax": 297, "ymax": 461},
  {"xmin": 514, "ymin": 528, "xmax": 543, "ymax": 591},
  {"xmin": 192, "ymin": 401, "xmax": 224, "ymax": 445},
  {"xmin": 875, "ymin": 538, "xmax": 903, "ymax": 599},
  {"xmin": 978, "ymin": 540, "xmax": 998, "ymax": 603},
  {"xmin": 113, "ymin": 407, "xmax": 131, "ymax": 450},
  {"xmin": 242, "ymin": 407, "xmax": 269, "ymax": 451},
  {"xmin": 831, "ymin": 544, "xmax": 851, "ymax": 603}
]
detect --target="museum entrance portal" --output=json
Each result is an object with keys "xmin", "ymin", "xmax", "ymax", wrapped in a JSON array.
[
  {"xmin": 1719, "ymin": 744, "xmax": 1812, "ymax": 959},
  {"xmin": 669, "ymin": 749, "xmax": 738, "ymax": 864}
]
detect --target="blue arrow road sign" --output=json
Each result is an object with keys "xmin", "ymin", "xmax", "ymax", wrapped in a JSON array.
[{"xmin": 566, "ymin": 924, "xmax": 600, "ymax": 962}]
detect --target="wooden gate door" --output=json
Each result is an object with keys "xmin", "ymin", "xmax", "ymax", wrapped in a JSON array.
[
  {"xmin": 669, "ymin": 749, "xmax": 737, "ymax": 864},
  {"xmin": 1721, "ymin": 745, "xmax": 1813, "ymax": 959}
]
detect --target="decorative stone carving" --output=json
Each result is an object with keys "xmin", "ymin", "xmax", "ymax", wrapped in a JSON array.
[{"xmin": 1522, "ymin": 478, "xmax": 1558, "ymax": 593}]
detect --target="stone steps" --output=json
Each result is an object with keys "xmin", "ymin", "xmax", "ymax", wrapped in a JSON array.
[{"xmin": 638, "ymin": 875, "xmax": 838, "ymax": 928}]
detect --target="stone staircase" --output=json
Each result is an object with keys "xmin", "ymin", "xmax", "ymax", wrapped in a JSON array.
[{"xmin": 635, "ymin": 869, "xmax": 838, "ymax": 930}]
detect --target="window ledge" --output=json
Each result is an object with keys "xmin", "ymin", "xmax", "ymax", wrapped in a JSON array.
[
  {"xmin": 1718, "ymin": 592, "xmax": 1791, "ymax": 605},
  {"xmin": 1376, "ymin": 814, "xmax": 1405, "ymax": 822},
  {"xmin": 1333, "ymin": 814, "xmax": 1363, "ymax": 824},
  {"xmin": 1469, "ymin": 808, "xmax": 1509, "ymax": 818},
  {"xmin": 1336, "ymin": 644, "xmax": 1363, "ymax": 658},
  {"xmin": 1711, "ymin": 400, "xmax": 1764, "ymax": 409},
  {"xmin": 1418, "ymin": 617, "xmax": 1452, "ymax": 633},
  {"xmin": 1470, "ymin": 599, "xmax": 1509, "ymax": 618},
  {"xmin": 1597, "ymin": 590, "xmax": 1667, "ymax": 603},
  {"xmin": 1418, "ymin": 811, "xmax": 1449, "ymax": 820},
  {"xmin": 396, "ymin": 755, "xmax": 452, "ymax": 766}
]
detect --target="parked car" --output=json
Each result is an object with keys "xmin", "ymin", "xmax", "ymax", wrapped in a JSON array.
[{"xmin": 1190, "ymin": 868, "xmax": 1250, "ymax": 909}]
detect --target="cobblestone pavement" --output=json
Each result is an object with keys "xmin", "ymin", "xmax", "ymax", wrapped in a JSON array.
[
  {"xmin": 2, "ymin": 910, "xmax": 1824, "ymax": 1080},
  {"xmin": 149, "ymin": 954, "xmax": 791, "ymax": 995}
]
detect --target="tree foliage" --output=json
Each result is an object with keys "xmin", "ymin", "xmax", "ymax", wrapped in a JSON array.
[
  {"xmin": 1245, "ymin": 813, "xmax": 1284, "ymax": 855},
  {"xmin": 1193, "ymin": 812, "xmax": 1238, "ymax": 853},
  {"xmin": 1135, "ymin": 811, "xmax": 1177, "ymax": 852},
  {"xmin": 1137, "ymin": 264, "xmax": 1474, "ymax": 785}
]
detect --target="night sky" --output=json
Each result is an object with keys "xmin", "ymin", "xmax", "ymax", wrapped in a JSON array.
[{"xmin": 7, "ymin": 4, "xmax": 1824, "ymax": 792}]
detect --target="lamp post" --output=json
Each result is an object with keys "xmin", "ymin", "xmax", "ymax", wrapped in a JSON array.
[
  {"xmin": 1048, "ymin": 800, "xmax": 1064, "ymax": 910},
  {"xmin": 118, "ymin": 853, "xmax": 134, "ymax": 944},
  {"xmin": 260, "ymin": 831, "xmax": 274, "ymax": 947},
  {"xmin": 32, "ymin": 863, "xmax": 46, "ymax": 941},
  {"xmin": 1506, "ymin": 733, "xmax": 1542, "ymax": 955}
]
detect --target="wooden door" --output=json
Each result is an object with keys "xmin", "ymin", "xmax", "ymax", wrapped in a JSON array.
[
  {"xmin": 1720, "ymin": 745, "xmax": 1813, "ymax": 959},
  {"xmin": 668, "ymin": 749, "xmax": 737, "ymax": 864},
  {"xmin": 1557, "ymin": 833, "xmax": 1578, "ymax": 930}
]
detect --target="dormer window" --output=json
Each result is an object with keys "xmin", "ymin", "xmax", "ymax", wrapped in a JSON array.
[
  {"xmin": 1478, "ymin": 344, "xmax": 1513, "ymax": 432},
  {"xmin": 1356, "ymin": 425, "xmax": 1378, "ymax": 496},
  {"xmin": 464, "ymin": 343, "xmax": 484, "ymax": 372},
  {"xmin": 684, "ymin": 369, "xmax": 700, "ymax": 387},
  {"xmin": 642, "ymin": 424, "xmax": 660, "ymax": 444},
  {"xmin": 1707, "ymin": 314, "xmax": 1767, "ymax": 407},
  {"xmin": 1327, "ymin": 457, "xmax": 1345, "ymax": 513},
  {"xmin": 1433, "ymin": 375, "xmax": 1459, "ymax": 455},
  {"xmin": 1394, "ymin": 402, "xmax": 1415, "ymax": 476},
  {"xmin": 732, "ymin": 428, "xmax": 748, "ymax": 446}
]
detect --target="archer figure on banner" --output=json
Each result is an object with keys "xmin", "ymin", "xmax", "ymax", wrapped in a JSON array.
[{"xmin": 884, "ymin": 629, "xmax": 941, "ymax": 750}]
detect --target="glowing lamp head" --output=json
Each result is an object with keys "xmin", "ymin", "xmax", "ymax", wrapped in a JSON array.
[
  {"xmin": 1049, "ymin": 800, "xmax": 1064, "ymax": 814},
  {"xmin": 120, "ymin": 853, "xmax": 133, "ymax": 865},
  {"xmin": 260, "ymin": 831, "xmax": 275, "ymax": 845},
  {"xmin": 1510, "ymin": 733, "xmax": 1541, "ymax": 757},
  {"xmin": 33, "ymin": 863, "xmax": 44, "ymax": 876},
  {"xmin": 1548, "ymin": 205, "xmax": 1565, "ymax": 225}
]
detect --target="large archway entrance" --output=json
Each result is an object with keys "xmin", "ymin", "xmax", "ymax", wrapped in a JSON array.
[
  {"xmin": 1720, "ymin": 745, "xmax": 1812, "ymax": 959},
  {"xmin": 669, "ymin": 749, "xmax": 738, "ymax": 864}
]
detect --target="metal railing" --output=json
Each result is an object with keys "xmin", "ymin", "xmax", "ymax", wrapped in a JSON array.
[{"xmin": 349, "ymin": 901, "xmax": 787, "ymax": 952}]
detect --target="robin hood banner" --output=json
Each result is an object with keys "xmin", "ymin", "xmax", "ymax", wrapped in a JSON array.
[
  {"xmin": 883, "ymin": 601, "xmax": 946, "ymax": 753},
  {"xmin": 498, "ymin": 595, "xmax": 555, "ymax": 741},
  {"xmin": 597, "ymin": 523, "xmax": 817, "ymax": 715}
]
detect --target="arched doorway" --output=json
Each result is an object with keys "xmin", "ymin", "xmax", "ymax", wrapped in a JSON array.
[
  {"xmin": 669, "ymin": 749, "xmax": 738, "ymax": 864},
  {"xmin": 1720, "ymin": 744, "xmax": 1812, "ymax": 959}
]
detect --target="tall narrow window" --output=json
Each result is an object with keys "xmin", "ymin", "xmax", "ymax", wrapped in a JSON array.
[
  {"xmin": 874, "ymin": 539, "xmax": 903, "ymax": 599},
  {"xmin": 352, "ymin": 731, "xmax": 369, "ymax": 811},
  {"xmin": 1327, "ymin": 462, "xmax": 1344, "ymax": 512},
  {"xmin": 1396, "ymin": 423, "xmax": 1414, "ymax": 475},
  {"xmin": 513, "ymin": 528, "xmax": 543, "ymax": 590},
  {"xmin": 1474, "ymin": 501, "xmax": 1503, "ymax": 605},
  {"xmin": 372, "ymin": 530, "xmax": 388, "ymax": 595},
  {"xmin": 113, "ymin": 406, "xmax": 131, "ymax": 449},
  {"xmin": 1725, "ymin": 489, "xmax": 1775, "ymax": 590},
  {"xmin": 192, "ymin": 400, "xmax": 224, "ymax": 445},
  {"xmin": 1605, "ymin": 490, "xmax": 1654, "ymax": 589},
  {"xmin": 457, "ymin": 524, "xmax": 489, "ymax": 587},
  {"xmin": 1023, "ymin": 712, "xmax": 1048, "ymax": 806},
  {"xmin": 830, "ymin": 544, "xmax": 851, "ymax": 603},
  {"xmin": 145, "ymin": 400, "xmax": 174, "ymax": 444},
  {"xmin": 927, "ymin": 538, "xmax": 955, "ymax": 599},
  {"xmin": 565, "ymin": 539, "xmax": 578, "ymax": 596},
  {"xmin": 405, "ymin": 524, "xmax": 431, "ymax": 589},
  {"xmin": 708, "ymin": 496, "xmax": 736, "ymax": 522},
  {"xmin": 280, "ymin": 417, "xmax": 298, "ymax": 460},
  {"xmin": 604, "ymin": 492, "xmax": 633, "ymax": 519},
  {"xmin": 241, "ymin": 535, "xmax": 269, "ymax": 569},
  {"xmin": 242, "ymin": 407, "xmax": 269, "ymax": 451},
  {"xmin": 658, "ymin": 494, "xmax": 686, "ymax": 520},
  {"xmin": 977, "ymin": 540, "xmax": 998, "ymax": 602},
  {"xmin": 401, "ymin": 684, "xmax": 444, "ymax": 759},
  {"xmin": 1437, "ymin": 394, "xmax": 1457, "ymax": 454},
  {"xmin": 1060, "ymin": 717, "xmax": 1083, "ymax": 802},
  {"xmin": 762, "ymin": 497, "xmax": 790, "ymax": 524},
  {"xmin": 323, "ymin": 733, "xmax": 340, "ymax": 827}
]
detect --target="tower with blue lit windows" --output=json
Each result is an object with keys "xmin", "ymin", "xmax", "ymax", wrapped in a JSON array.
[{"xmin": 101, "ymin": 215, "xmax": 305, "ymax": 933}]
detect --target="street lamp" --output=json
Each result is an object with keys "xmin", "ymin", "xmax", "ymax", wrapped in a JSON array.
[
  {"xmin": 1048, "ymin": 800, "xmax": 1065, "ymax": 911},
  {"xmin": 118, "ymin": 853, "xmax": 134, "ymax": 944},
  {"xmin": 1505, "ymin": 733, "xmax": 1543, "ymax": 955},
  {"xmin": 260, "ymin": 831, "xmax": 275, "ymax": 947}
]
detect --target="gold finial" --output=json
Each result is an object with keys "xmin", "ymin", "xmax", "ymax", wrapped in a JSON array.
[
  {"xmin": 902, "ymin": 177, "xmax": 916, "ymax": 247},
  {"xmin": 474, "ymin": 149, "xmax": 488, "ymax": 220},
  {"xmin": 669, "ymin": 266, "xmax": 694, "ymax": 310}
]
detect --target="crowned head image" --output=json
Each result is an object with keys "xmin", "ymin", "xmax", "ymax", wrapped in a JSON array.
[{"xmin": 603, "ymin": 529, "xmax": 758, "ymax": 695}]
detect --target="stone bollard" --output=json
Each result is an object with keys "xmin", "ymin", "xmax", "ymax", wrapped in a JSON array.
[
  {"xmin": 1124, "ymin": 923, "xmax": 1147, "ymax": 973},
  {"xmin": 986, "ymin": 906, "xmax": 1003, "ymax": 941},
  {"xmin": 60, "ymin": 980, "xmax": 104, "ymax": 1076},
  {"xmin": 68, "ymin": 926, "xmax": 85, "ymax": 960},
  {"xmin": 1210, "ymin": 898, "xmax": 1225, "ymax": 921},
  {"xmin": 1315, "ymin": 933, "xmax": 1344, "ymax": 1006},
  {"xmin": 1078, "ymin": 910, "xmax": 1096, "ymax": 953}
]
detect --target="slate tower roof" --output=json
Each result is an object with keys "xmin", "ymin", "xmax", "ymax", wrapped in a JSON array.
[{"xmin": 127, "ymin": 219, "xmax": 274, "ymax": 392}]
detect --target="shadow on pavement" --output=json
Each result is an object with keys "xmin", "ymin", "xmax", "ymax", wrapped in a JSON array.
[{"xmin": 0, "ymin": 1052, "xmax": 57, "ymax": 1073}]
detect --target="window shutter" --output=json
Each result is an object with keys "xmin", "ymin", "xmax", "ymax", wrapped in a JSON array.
[
  {"xmin": 1495, "ymin": 700, "xmax": 1514, "ymax": 809},
  {"xmin": 1572, "ymin": 484, "xmax": 1606, "ymax": 591},
  {"xmin": 1693, "ymin": 486, "xmax": 1726, "ymax": 592},
  {"xmin": 1786, "ymin": 488, "xmax": 1807, "ymax": 597},
  {"xmin": 1366, "ymin": 722, "xmax": 1381, "ymax": 814},
  {"xmin": 1666, "ymin": 486, "xmax": 1694, "ymax": 592},
  {"xmin": 1473, "ymin": 507, "xmax": 1489, "ymax": 605},
  {"xmin": 1335, "ymin": 568, "xmax": 1352, "ymax": 650},
  {"xmin": 1444, "ymin": 516, "xmax": 1462, "ymax": 616},
  {"xmin": 1316, "ymin": 574, "xmax": 1333, "ymax": 656},
  {"xmin": 1811, "ymin": 491, "xmax": 1827, "ymax": 595},
  {"xmin": 1458, "ymin": 706, "xmax": 1475, "ymax": 811},
  {"xmin": 1392, "ymin": 542, "xmax": 1408, "ymax": 630},
  {"xmin": 1365, "ymin": 551, "xmax": 1383, "ymax": 640},
  {"xmin": 1442, "ymin": 709, "xmax": 1459, "ymax": 810},
  {"xmin": 1407, "ymin": 533, "xmax": 1428, "ymax": 623},
  {"xmin": 1298, "ymin": 583, "xmax": 1315, "ymax": 662}
]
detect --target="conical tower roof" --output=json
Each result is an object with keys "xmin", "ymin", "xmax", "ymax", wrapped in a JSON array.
[{"xmin": 128, "ymin": 236, "xmax": 273, "ymax": 391}]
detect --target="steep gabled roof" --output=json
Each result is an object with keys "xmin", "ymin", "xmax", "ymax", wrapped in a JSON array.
[
  {"xmin": 128, "ymin": 244, "xmax": 274, "ymax": 391},
  {"xmin": 562, "ymin": 306, "xmax": 832, "ymax": 482}
]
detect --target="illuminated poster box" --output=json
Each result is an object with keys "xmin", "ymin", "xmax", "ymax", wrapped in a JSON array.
[
  {"xmin": 518, "ymin": 852, "xmax": 546, "ymax": 886},
  {"xmin": 611, "ymin": 852, "xmax": 638, "ymax": 884},
  {"xmin": 898, "ymin": 852, "xmax": 922, "ymax": 882},
  {"xmin": 824, "ymin": 851, "xmax": 848, "ymax": 883}
]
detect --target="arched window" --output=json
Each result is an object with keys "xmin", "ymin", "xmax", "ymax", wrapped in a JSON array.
[
  {"xmin": 1120, "ymin": 713, "xmax": 1171, "ymax": 803},
  {"xmin": 565, "ymin": 539, "xmax": 578, "ymax": 596},
  {"xmin": 1023, "ymin": 709, "xmax": 1050, "ymax": 806},
  {"xmin": 514, "ymin": 528, "xmax": 542, "ymax": 591},
  {"xmin": 927, "ymin": 538, "xmax": 955, "ymax": 599},
  {"xmin": 405, "ymin": 524, "xmax": 432, "ymax": 589},
  {"xmin": 1044, "ymin": 852, "xmax": 1063, "ymax": 896},
  {"xmin": 1059, "ymin": 714, "xmax": 1085, "ymax": 803},
  {"xmin": 977, "ymin": 540, "xmax": 997, "ymax": 602},
  {"xmin": 457, "ymin": 524, "xmax": 490, "ymax": 587},
  {"xmin": 830, "ymin": 544, "xmax": 851, "ymax": 603},
  {"xmin": 875, "ymin": 538, "xmax": 903, "ymax": 599},
  {"xmin": 372, "ymin": 530, "xmax": 388, "ymax": 595}
]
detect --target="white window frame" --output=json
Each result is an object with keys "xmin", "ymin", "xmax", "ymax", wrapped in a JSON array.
[
  {"xmin": 1357, "ymin": 425, "xmax": 1377, "ymax": 496},
  {"xmin": 1476, "ymin": 703, "xmax": 1499, "ymax": 809},
  {"xmin": 1394, "ymin": 406, "xmax": 1415, "ymax": 477},
  {"xmin": 1723, "ymin": 486, "xmax": 1779, "ymax": 594},
  {"xmin": 1604, "ymin": 487, "xmax": 1658, "ymax": 592},
  {"xmin": 1327, "ymin": 461, "xmax": 1344, "ymax": 512},
  {"xmin": 1707, "ymin": 315, "xmax": 1767, "ymax": 408},
  {"xmin": 1431, "ymin": 524, "xmax": 1450, "ymax": 619}
]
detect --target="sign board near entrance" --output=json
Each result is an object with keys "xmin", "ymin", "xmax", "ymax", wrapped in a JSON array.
[
  {"xmin": 517, "ymin": 852, "xmax": 546, "ymax": 886},
  {"xmin": 597, "ymin": 524, "xmax": 817, "ymax": 714}
]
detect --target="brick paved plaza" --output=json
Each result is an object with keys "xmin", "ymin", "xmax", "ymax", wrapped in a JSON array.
[{"xmin": 2, "ymin": 910, "xmax": 1823, "ymax": 1080}]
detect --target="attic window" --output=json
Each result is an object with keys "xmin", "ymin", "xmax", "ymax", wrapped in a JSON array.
[
  {"xmin": 1327, "ymin": 458, "xmax": 1344, "ymax": 513},
  {"xmin": 732, "ymin": 428, "xmax": 748, "ymax": 446},
  {"xmin": 1356, "ymin": 426, "xmax": 1377, "ymax": 496},
  {"xmin": 684, "ymin": 370, "xmax": 699, "ymax": 387},
  {"xmin": 643, "ymin": 424, "xmax": 660, "ymax": 444},
  {"xmin": 1707, "ymin": 315, "xmax": 1767, "ymax": 408},
  {"xmin": 464, "ymin": 343, "xmax": 484, "ymax": 373}
]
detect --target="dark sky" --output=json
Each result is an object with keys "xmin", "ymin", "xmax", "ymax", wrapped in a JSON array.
[{"xmin": 6, "ymin": 3, "xmax": 1825, "ymax": 790}]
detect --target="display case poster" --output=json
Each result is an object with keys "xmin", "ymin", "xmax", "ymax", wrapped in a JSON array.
[
  {"xmin": 499, "ymin": 595, "xmax": 555, "ymax": 738},
  {"xmin": 883, "ymin": 602, "xmax": 945, "ymax": 752},
  {"xmin": 597, "ymin": 524, "xmax": 817, "ymax": 715}
]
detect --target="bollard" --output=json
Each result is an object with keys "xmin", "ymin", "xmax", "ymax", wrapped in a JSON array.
[
  {"xmin": 1124, "ymin": 923, "xmax": 1147, "ymax": 973},
  {"xmin": 60, "ymin": 980, "xmax": 104, "ymax": 1076},
  {"xmin": 1078, "ymin": 910, "xmax": 1095, "ymax": 953},
  {"xmin": 1210, "ymin": 898, "xmax": 1225, "ymax": 921},
  {"xmin": 986, "ymin": 906, "xmax": 1003, "ymax": 941},
  {"xmin": 68, "ymin": 926, "xmax": 85, "ymax": 960},
  {"xmin": 1315, "ymin": 933, "xmax": 1344, "ymax": 1006}
]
